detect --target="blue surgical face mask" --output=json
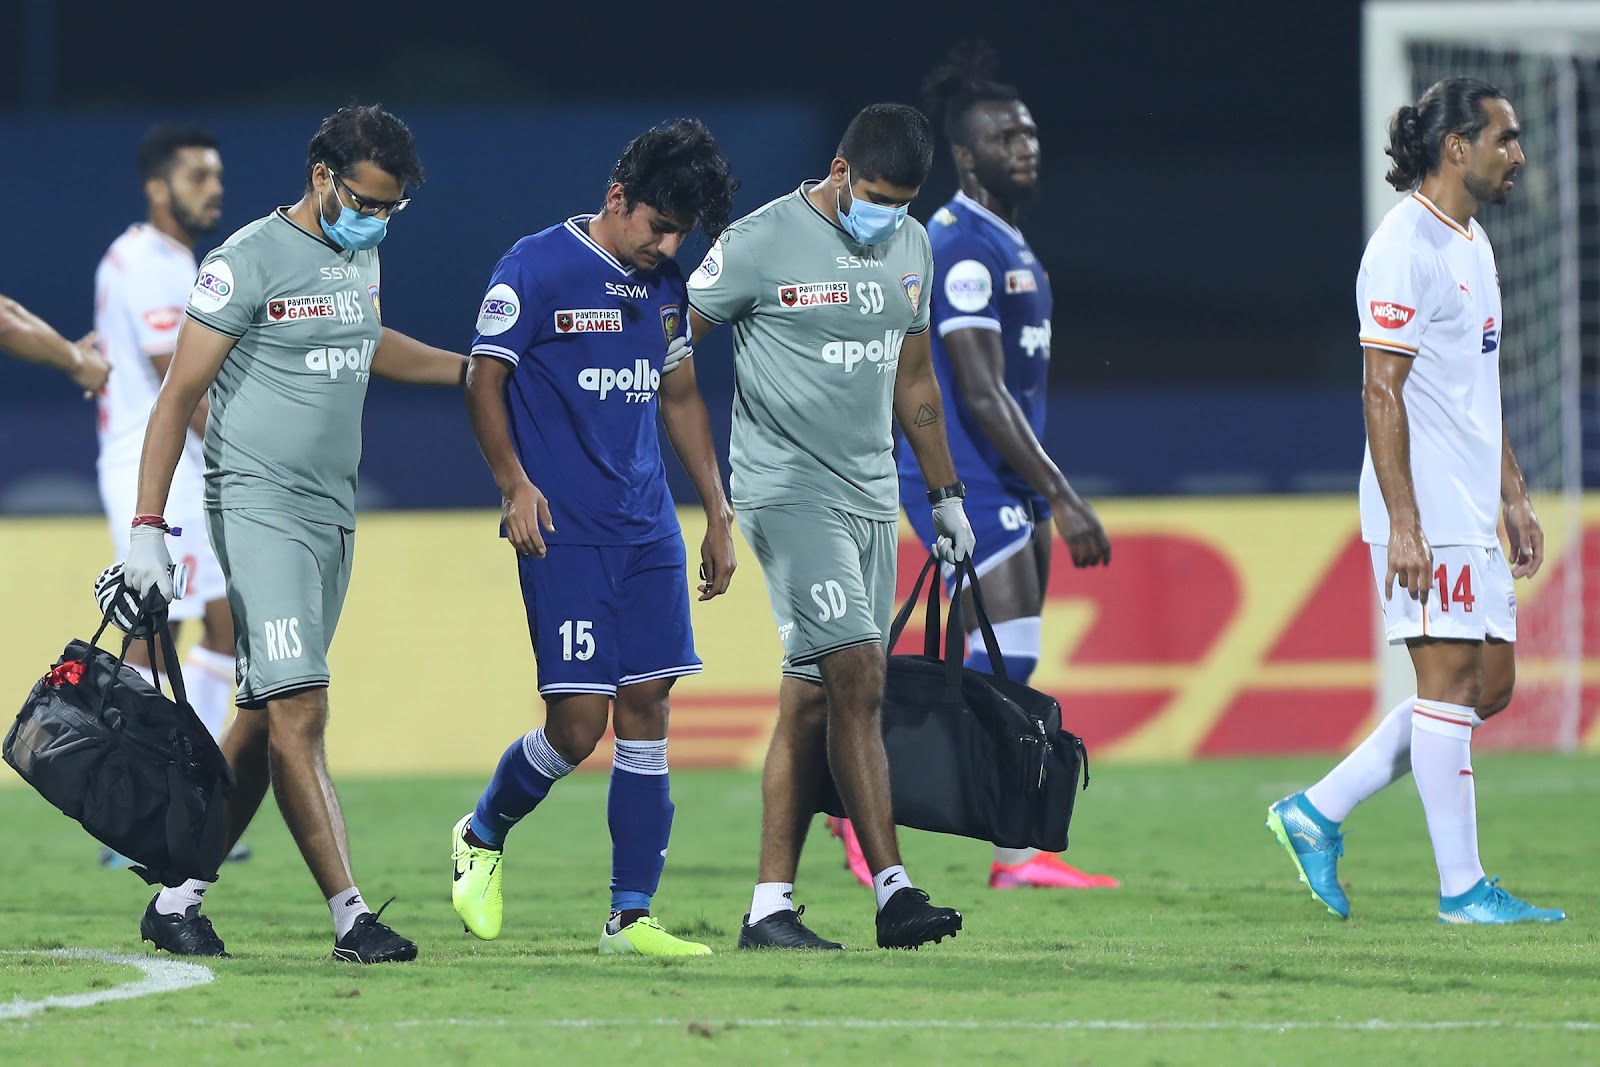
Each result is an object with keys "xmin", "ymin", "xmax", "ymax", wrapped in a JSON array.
[
  {"xmin": 835, "ymin": 169, "xmax": 908, "ymax": 245},
  {"xmin": 319, "ymin": 179, "xmax": 388, "ymax": 251}
]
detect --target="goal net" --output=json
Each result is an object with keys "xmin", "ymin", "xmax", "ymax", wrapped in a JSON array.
[{"xmin": 1364, "ymin": 2, "xmax": 1599, "ymax": 750}]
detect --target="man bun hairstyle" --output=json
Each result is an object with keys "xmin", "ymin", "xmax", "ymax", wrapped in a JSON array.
[
  {"xmin": 922, "ymin": 40, "xmax": 1020, "ymax": 149},
  {"xmin": 305, "ymin": 104, "xmax": 425, "ymax": 191},
  {"xmin": 1384, "ymin": 76, "xmax": 1506, "ymax": 190},
  {"xmin": 137, "ymin": 122, "xmax": 219, "ymax": 182},
  {"xmin": 609, "ymin": 118, "xmax": 741, "ymax": 239},
  {"xmin": 837, "ymin": 103, "xmax": 935, "ymax": 189}
]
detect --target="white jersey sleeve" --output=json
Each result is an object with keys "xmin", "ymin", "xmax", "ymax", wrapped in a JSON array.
[{"xmin": 1356, "ymin": 234, "xmax": 1442, "ymax": 357}]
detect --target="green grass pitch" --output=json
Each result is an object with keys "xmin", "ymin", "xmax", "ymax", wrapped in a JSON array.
[{"xmin": 1, "ymin": 755, "xmax": 1595, "ymax": 1066}]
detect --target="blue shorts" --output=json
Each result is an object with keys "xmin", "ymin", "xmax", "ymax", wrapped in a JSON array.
[
  {"xmin": 517, "ymin": 532, "xmax": 702, "ymax": 697},
  {"xmin": 900, "ymin": 477, "xmax": 1048, "ymax": 588}
]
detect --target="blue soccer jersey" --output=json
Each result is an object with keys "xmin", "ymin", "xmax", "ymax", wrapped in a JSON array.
[
  {"xmin": 896, "ymin": 191, "xmax": 1053, "ymax": 502},
  {"xmin": 471, "ymin": 215, "xmax": 687, "ymax": 546}
]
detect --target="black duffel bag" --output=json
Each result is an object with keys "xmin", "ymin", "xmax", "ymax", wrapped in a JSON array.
[
  {"xmin": 818, "ymin": 553, "xmax": 1089, "ymax": 852},
  {"xmin": 4, "ymin": 610, "xmax": 234, "ymax": 886}
]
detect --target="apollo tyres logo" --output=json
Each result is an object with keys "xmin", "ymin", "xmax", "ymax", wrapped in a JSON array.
[
  {"xmin": 305, "ymin": 337, "xmax": 377, "ymax": 381},
  {"xmin": 579, "ymin": 360, "xmax": 660, "ymax": 403},
  {"xmin": 821, "ymin": 329, "xmax": 905, "ymax": 373},
  {"xmin": 1369, "ymin": 301, "xmax": 1415, "ymax": 329}
]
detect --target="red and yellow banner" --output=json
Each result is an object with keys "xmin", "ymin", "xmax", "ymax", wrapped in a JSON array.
[{"xmin": 3, "ymin": 497, "xmax": 1597, "ymax": 783}]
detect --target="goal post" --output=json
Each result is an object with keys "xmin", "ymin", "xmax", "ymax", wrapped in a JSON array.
[{"xmin": 1363, "ymin": 1, "xmax": 1598, "ymax": 750}]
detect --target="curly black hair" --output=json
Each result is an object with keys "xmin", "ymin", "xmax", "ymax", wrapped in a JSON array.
[
  {"xmin": 304, "ymin": 104, "xmax": 425, "ymax": 191},
  {"xmin": 922, "ymin": 40, "xmax": 1021, "ymax": 150},
  {"xmin": 609, "ymin": 119, "xmax": 740, "ymax": 239}
]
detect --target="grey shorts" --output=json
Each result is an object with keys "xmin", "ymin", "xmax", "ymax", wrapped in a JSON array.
[
  {"xmin": 207, "ymin": 507, "xmax": 354, "ymax": 709},
  {"xmin": 738, "ymin": 503, "xmax": 897, "ymax": 683}
]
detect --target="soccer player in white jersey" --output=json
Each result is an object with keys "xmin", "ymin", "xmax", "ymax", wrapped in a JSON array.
[
  {"xmin": 1267, "ymin": 78, "xmax": 1563, "ymax": 925},
  {"xmin": 93, "ymin": 124, "xmax": 250, "ymax": 867},
  {"xmin": 0, "ymin": 293, "xmax": 109, "ymax": 394}
]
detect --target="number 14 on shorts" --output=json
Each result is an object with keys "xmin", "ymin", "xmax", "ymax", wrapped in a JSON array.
[{"xmin": 1434, "ymin": 563, "xmax": 1475, "ymax": 612}]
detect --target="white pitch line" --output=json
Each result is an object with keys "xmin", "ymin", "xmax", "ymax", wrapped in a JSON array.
[
  {"xmin": 379, "ymin": 1017, "xmax": 1600, "ymax": 1034},
  {"xmin": 0, "ymin": 949, "xmax": 214, "ymax": 1020}
]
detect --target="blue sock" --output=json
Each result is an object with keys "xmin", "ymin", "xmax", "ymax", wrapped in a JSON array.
[
  {"xmin": 470, "ymin": 727, "xmax": 574, "ymax": 848},
  {"xmin": 608, "ymin": 739, "xmax": 672, "ymax": 914}
]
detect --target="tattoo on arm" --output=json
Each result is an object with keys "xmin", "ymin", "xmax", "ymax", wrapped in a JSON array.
[{"xmin": 913, "ymin": 403, "xmax": 939, "ymax": 428}]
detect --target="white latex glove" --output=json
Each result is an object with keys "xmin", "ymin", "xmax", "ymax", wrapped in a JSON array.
[
  {"xmin": 663, "ymin": 334, "xmax": 693, "ymax": 374},
  {"xmin": 123, "ymin": 523, "xmax": 175, "ymax": 604},
  {"xmin": 931, "ymin": 497, "xmax": 976, "ymax": 564}
]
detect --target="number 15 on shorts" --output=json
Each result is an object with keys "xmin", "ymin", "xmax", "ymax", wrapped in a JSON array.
[{"xmin": 559, "ymin": 619, "xmax": 595, "ymax": 661}]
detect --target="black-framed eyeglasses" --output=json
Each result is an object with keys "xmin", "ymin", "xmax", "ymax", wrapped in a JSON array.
[{"xmin": 323, "ymin": 161, "xmax": 410, "ymax": 216}]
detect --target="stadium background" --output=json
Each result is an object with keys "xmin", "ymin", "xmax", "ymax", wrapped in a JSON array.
[{"xmin": 3, "ymin": 0, "xmax": 1598, "ymax": 778}]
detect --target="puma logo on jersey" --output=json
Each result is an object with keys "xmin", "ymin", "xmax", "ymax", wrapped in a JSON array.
[
  {"xmin": 1369, "ymin": 301, "xmax": 1415, "ymax": 328},
  {"xmin": 820, "ymin": 329, "xmax": 904, "ymax": 373}
]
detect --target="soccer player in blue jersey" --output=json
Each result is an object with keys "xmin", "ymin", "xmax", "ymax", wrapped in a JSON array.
[
  {"xmin": 451, "ymin": 120, "xmax": 739, "ymax": 956},
  {"xmin": 829, "ymin": 44, "xmax": 1121, "ymax": 891}
]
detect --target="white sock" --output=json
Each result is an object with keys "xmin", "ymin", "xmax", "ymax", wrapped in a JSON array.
[
  {"xmin": 872, "ymin": 865, "xmax": 913, "ymax": 910},
  {"xmin": 748, "ymin": 881, "xmax": 795, "ymax": 924},
  {"xmin": 155, "ymin": 878, "xmax": 212, "ymax": 916},
  {"xmin": 183, "ymin": 646, "xmax": 236, "ymax": 740},
  {"xmin": 1304, "ymin": 695, "xmax": 1416, "ymax": 823},
  {"xmin": 994, "ymin": 846, "xmax": 1039, "ymax": 866},
  {"xmin": 1411, "ymin": 700, "xmax": 1486, "ymax": 897},
  {"xmin": 328, "ymin": 887, "xmax": 371, "ymax": 939}
]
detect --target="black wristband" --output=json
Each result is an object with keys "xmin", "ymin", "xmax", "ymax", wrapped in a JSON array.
[{"xmin": 926, "ymin": 482, "xmax": 966, "ymax": 505}]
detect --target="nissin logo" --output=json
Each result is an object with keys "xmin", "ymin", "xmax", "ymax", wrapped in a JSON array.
[{"xmin": 1369, "ymin": 301, "xmax": 1415, "ymax": 329}]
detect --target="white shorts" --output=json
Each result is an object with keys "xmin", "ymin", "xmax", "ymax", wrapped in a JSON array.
[
  {"xmin": 1368, "ymin": 543, "xmax": 1516, "ymax": 644},
  {"xmin": 99, "ymin": 462, "xmax": 226, "ymax": 622}
]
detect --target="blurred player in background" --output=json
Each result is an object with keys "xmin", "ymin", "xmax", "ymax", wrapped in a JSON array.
[
  {"xmin": 116, "ymin": 105, "xmax": 466, "ymax": 962},
  {"xmin": 828, "ymin": 43, "xmax": 1119, "ymax": 893},
  {"xmin": 1268, "ymin": 78, "xmax": 1563, "ymax": 925},
  {"xmin": 92, "ymin": 123, "xmax": 250, "ymax": 868},
  {"xmin": 450, "ymin": 120, "xmax": 739, "ymax": 957},
  {"xmin": 0, "ymin": 294, "xmax": 109, "ymax": 394},
  {"xmin": 690, "ymin": 103, "xmax": 974, "ymax": 951}
]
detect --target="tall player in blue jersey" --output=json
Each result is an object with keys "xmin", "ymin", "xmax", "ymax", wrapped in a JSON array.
[
  {"xmin": 450, "ymin": 121, "xmax": 739, "ymax": 956},
  {"xmin": 830, "ymin": 44, "xmax": 1121, "ymax": 891}
]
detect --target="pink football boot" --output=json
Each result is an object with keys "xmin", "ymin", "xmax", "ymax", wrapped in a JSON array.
[
  {"xmin": 826, "ymin": 816, "xmax": 873, "ymax": 888},
  {"xmin": 989, "ymin": 852, "xmax": 1121, "ymax": 889}
]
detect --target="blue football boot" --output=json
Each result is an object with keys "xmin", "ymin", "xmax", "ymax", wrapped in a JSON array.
[
  {"xmin": 1439, "ymin": 877, "xmax": 1565, "ymax": 924},
  {"xmin": 1266, "ymin": 792, "xmax": 1350, "ymax": 919}
]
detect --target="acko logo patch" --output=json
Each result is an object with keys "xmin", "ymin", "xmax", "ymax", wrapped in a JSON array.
[
  {"xmin": 476, "ymin": 282, "xmax": 520, "ymax": 336},
  {"xmin": 190, "ymin": 261, "xmax": 235, "ymax": 313}
]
